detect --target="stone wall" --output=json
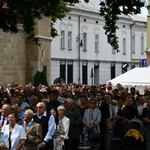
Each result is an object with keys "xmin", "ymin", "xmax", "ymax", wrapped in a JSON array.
[
  {"xmin": 0, "ymin": 16, "xmax": 51, "ymax": 87},
  {"xmin": 0, "ymin": 29, "xmax": 26, "ymax": 87}
]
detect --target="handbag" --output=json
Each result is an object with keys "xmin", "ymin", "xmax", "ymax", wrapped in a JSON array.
[{"xmin": 89, "ymin": 127, "xmax": 101, "ymax": 142}]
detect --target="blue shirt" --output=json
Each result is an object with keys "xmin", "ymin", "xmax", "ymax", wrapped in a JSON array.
[{"xmin": 37, "ymin": 111, "xmax": 55, "ymax": 142}]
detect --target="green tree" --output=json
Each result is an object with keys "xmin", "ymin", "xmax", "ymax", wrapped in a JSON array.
[
  {"xmin": 34, "ymin": 71, "xmax": 48, "ymax": 87},
  {"xmin": 0, "ymin": 0, "xmax": 146, "ymax": 51},
  {"xmin": 99, "ymin": 0, "xmax": 146, "ymax": 52}
]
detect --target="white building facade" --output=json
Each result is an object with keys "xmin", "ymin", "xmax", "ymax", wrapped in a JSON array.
[{"xmin": 50, "ymin": 3, "xmax": 147, "ymax": 86}]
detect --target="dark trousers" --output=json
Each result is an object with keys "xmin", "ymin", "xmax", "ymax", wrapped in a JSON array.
[
  {"xmin": 99, "ymin": 129, "xmax": 106, "ymax": 150},
  {"xmin": 64, "ymin": 139, "xmax": 71, "ymax": 150},
  {"xmin": 71, "ymin": 138, "xmax": 80, "ymax": 150}
]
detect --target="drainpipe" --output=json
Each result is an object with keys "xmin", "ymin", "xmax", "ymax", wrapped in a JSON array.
[
  {"xmin": 130, "ymin": 22, "xmax": 135, "ymax": 69},
  {"xmin": 78, "ymin": 15, "xmax": 81, "ymax": 82}
]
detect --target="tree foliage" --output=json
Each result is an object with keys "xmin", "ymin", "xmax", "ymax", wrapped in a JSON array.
[
  {"xmin": 99, "ymin": 0, "xmax": 146, "ymax": 52},
  {"xmin": 0, "ymin": 0, "xmax": 146, "ymax": 51},
  {"xmin": 0, "ymin": 0, "xmax": 70, "ymax": 44},
  {"xmin": 34, "ymin": 71, "xmax": 48, "ymax": 87}
]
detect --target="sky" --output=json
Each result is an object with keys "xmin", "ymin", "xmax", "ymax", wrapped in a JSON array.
[
  {"xmin": 79, "ymin": 0, "xmax": 148, "ymax": 18},
  {"xmin": 133, "ymin": 0, "xmax": 148, "ymax": 17},
  {"xmin": 140, "ymin": 6, "xmax": 148, "ymax": 17}
]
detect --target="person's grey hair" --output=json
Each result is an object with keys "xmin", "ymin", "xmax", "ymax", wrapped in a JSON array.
[
  {"xmin": 66, "ymin": 98, "xmax": 73, "ymax": 103},
  {"xmin": 26, "ymin": 109, "xmax": 34, "ymax": 117},
  {"xmin": 42, "ymin": 98, "xmax": 49, "ymax": 102},
  {"xmin": 57, "ymin": 105, "xmax": 65, "ymax": 111}
]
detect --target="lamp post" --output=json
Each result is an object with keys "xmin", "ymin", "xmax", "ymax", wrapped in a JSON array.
[{"xmin": 76, "ymin": 33, "xmax": 84, "ymax": 82}]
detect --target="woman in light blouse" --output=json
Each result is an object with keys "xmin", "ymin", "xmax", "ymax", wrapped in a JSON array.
[
  {"xmin": 53, "ymin": 105, "xmax": 70, "ymax": 150},
  {"xmin": 2, "ymin": 110, "xmax": 26, "ymax": 150},
  {"xmin": 82, "ymin": 98, "xmax": 101, "ymax": 149}
]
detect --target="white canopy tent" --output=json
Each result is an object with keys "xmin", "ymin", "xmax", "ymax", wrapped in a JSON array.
[{"xmin": 107, "ymin": 67, "xmax": 150, "ymax": 94}]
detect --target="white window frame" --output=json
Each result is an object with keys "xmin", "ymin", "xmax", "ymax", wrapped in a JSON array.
[
  {"xmin": 123, "ymin": 38, "xmax": 126, "ymax": 55},
  {"xmin": 141, "ymin": 35, "xmax": 144, "ymax": 54},
  {"xmin": 132, "ymin": 35, "xmax": 135, "ymax": 54},
  {"xmin": 83, "ymin": 32, "xmax": 87, "ymax": 51},
  {"xmin": 112, "ymin": 48, "xmax": 116, "ymax": 54},
  {"xmin": 95, "ymin": 34, "xmax": 99, "ymax": 53},
  {"xmin": 60, "ymin": 30, "xmax": 65, "ymax": 49},
  {"xmin": 68, "ymin": 31, "xmax": 72, "ymax": 50}
]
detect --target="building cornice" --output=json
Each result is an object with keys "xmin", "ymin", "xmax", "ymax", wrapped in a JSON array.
[{"xmin": 34, "ymin": 35, "xmax": 52, "ymax": 41}]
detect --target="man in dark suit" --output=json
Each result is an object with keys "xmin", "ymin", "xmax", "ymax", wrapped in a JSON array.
[
  {"xmin": 96, "ymin": 92, "xmax": 110, "ymax": 150},
  {"xmin": 23, "ymin": 109, "xmax": 42, "ymax": 150},
  {"xmin": 46, "ymin": 89, "xmax": 60, "ymax": 116},
  {"xmin": 66, "ymin": 98, "xmax": 82, "ymax": 150}
]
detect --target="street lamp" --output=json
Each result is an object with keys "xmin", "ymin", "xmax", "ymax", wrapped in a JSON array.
[
  {"xmin": 76, "ymin": 34, "xmax": 84, "ymax": 82},
  {"xmin": 76, "ymin": 34, "xmax": 84, "ymax": 47}
]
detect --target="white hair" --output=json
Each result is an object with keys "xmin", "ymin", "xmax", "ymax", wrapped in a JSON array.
[
  {"xmin": 25, "ymin": 109, "xmax": 34, "ymax": 117},
  {"xmin": 57, "ymin": 105, "xmax": 65, "ymax": 111}
]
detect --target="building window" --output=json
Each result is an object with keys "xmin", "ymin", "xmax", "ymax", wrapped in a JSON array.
[
  {"xmin": 121, "ymin": 63, "xmax": 129, "ymax": 74},
  {"xmin": 95, "ymin": 34, "xmax": 99, "ymax": 53},
  {"xmin": 60, "ymin": 30, "xmax": 65, "ymax": 49},
  {"xmin": 68, "ymin": 31, "xmax": 72, "ymax": 50},
  {"xmin": 83, "ymin": 33, "xmax": 87, "ymax": 51},
  {"xmin": 110, "ymin": 62, "xmax": 116, "ymax": 79},
  {"xmin": 67, "ymin": 61, "xmax": 73, "ymax": 84},
  {"xmin": 123, "ymin": 38, "xmax": 126, "ymax": 55},
  {"xmin": 43, "ymin": 66, "xmax": 47, "ymax": 78},
  {"xmin": 112, "ymin": 48, "xmax": 116, "ymax": 54},
  {"xmin": 141, "ymin": 36, "xmax": 144, "ymax": 54},
  {"xmin": 132, "ymin": 35, "xmax": 135, "ymax": 53},
  {"xmin": 60, "ymin": 60, "xmax": 66, "ymax": 82},
  {"xmin": 82, "ymin": 61, "xmax": 88, "ymax": 84}
]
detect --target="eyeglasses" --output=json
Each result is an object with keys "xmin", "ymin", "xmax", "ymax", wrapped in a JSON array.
[{"xmin": 36, "ymin": 106, "xmax": 42, "ymax": 109}]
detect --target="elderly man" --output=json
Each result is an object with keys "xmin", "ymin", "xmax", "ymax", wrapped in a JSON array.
[
  {"xmin": 0, "ymin": 104, "xmax": 11, "ymax": 127},
  {"xmin": 33, "ymin": 102, "xmax": 55, "ymax": 150},
  {"xmin": 23, "ymin": 109, "xmax": 42, "ymax": 150},
  {"xmin": 66, "ymin": 98, "xmax": 82, "ymax": 150}
]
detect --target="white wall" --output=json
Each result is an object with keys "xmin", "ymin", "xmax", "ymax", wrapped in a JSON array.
[{"xmin": 50, "ymin": 5, "xmax": 147, "ymax": 85}]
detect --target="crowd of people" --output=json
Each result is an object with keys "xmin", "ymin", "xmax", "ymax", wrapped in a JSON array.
[{"xmin": 0, "ymin": 81, "xmax": 150, "ymax": 150}]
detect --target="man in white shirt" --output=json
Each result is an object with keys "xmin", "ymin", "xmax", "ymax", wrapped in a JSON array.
[{"xmin": 0, "ymin": 104, "xmax": 11, "ymax": 127}]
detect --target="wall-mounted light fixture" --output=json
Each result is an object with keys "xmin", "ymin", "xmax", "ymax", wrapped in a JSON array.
[{"xmin": 76, "ymin": 34, "xmax": 84, "ymax": 47}]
